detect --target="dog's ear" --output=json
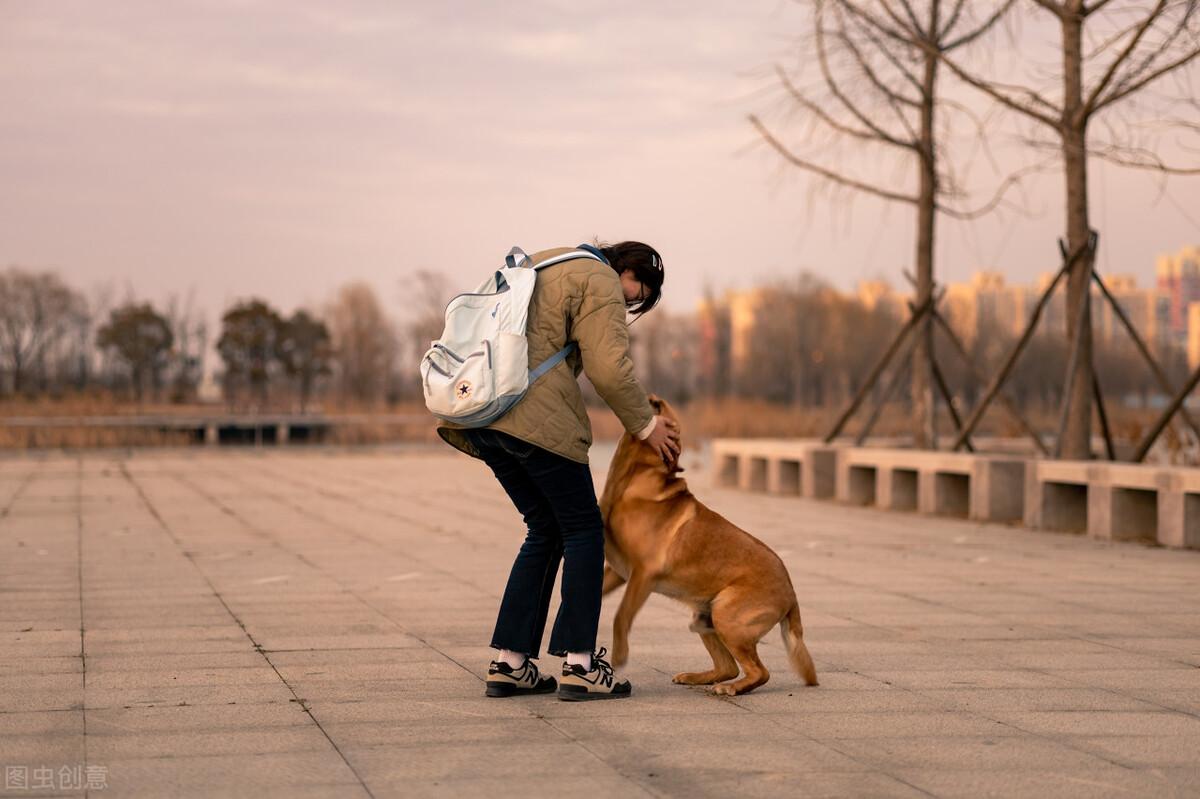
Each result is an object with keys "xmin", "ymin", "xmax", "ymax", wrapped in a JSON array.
[{"xmin": 647, "ymin": 394, "xmax": 663, "ymax": 413}]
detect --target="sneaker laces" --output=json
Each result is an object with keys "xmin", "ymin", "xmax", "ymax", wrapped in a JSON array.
[{"xmin": 592, "ymin": 647, "xmax": 615, "ymax": 685}]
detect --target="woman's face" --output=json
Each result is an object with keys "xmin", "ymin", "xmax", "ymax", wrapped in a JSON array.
[{"xmin": 619, "ymin": 269, "xmax": 647, "ymax": 309}]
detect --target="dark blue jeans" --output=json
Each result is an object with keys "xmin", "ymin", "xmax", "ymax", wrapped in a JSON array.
[{"xmin": 464, "ymin": 428, "xmax": 604, "ymax": 658}]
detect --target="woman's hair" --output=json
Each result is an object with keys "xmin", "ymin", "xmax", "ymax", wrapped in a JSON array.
[{"xmin": 595, "ymin": 240, "xmax": 664, "ymax": 316}]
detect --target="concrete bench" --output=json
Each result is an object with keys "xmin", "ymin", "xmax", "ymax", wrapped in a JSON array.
[
  {"xmin": 834, "ymin": 448, "xmax": 1026, "ymax": 523},
  {"xmin": 710, "ymin": 439, "xmax": 840, "ymax": 500},
  {"xmin": 1026, "ymin": 460, "xmax": 1200, "ymax": 548}
]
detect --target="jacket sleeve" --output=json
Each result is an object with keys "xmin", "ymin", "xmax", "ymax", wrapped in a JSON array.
[{"xmin": 571, "ymin": 269, "xmax": 656, "ymax": 437}]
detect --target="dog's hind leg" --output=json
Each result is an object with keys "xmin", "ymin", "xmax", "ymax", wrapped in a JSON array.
[
  {"xmin": 601, "ymin": 565, "xmax": 626, "ymax": 596},
  {"xmin": 710, "ymin": 599, "xmax": 775, "ymax": 695},
  {"xmin": 712, "ymin": 636, "xmax": 769, "ymax": 696},
  {"xmin": 673, "ymin": 613, "xmax": 739, "ymax": 685}
]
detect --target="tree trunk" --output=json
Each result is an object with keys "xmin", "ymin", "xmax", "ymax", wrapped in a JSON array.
[
  {"xmin": 1059, "ymin": 5, "xmax": 1093, "ymax": 460},
  {"xmin": 912, "ymin": 5, "xmax": 940, "ymax": 449},
  {"xmin": 300, "ymin": 372, "xmax": 312, "ymax": 414},
  {"xmin": 11, "ymin": 351, "xmax": 23, "ymax": 395}
]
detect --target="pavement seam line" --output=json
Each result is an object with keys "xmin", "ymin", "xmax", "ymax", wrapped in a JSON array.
[
  {"xmin": 76, "ymin": 456, "xmax": 90, "ymax": 799},
  {"xmin": 117, "ymin": 460, "xmax": 377, "ymax": 799},
  {"xmin": 194, "ymin": 460, "xmax": 668, "ymax": 798}
]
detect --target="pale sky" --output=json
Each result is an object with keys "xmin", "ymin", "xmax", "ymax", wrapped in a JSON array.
[{"xmin": 2, "ymin": 0, "xmax": 1198, "ymax": 327}]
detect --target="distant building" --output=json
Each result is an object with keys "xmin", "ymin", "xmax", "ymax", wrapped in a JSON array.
[
  {"xmin": 938, "ymin": 269, "xmax": 1170, "ymax": 351},
  {"xmin": 856, "ymin": 280, "xmax": 907, "ymax": 318},
  {"xmin": 1188, "ymin": 303, "xmax": 1200, "ymax": 370},
  {"xmin": 1156, "ymin": 245, "xmax": 1200, "ymax": 344},
  {"xmin": 695, "ymin": 294, "xmax": 732, "ymax": 397},
  {"xmin": 1095, "ymin": 274, "xmax": 1169, "ymax": 350},
  {"xmin": 943, "ymin": 271, "xmax": 1038, "ymax": 345},
  {"xmin": 728, "ymin": 289, "xmax": 764, "ymax": 371}
]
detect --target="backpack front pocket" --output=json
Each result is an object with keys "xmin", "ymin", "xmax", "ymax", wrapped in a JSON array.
[{"xmin": 422, "ymin": 342, "xmax": 496, "ymax": 421}]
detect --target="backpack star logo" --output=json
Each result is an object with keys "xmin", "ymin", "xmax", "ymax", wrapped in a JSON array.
[{"xmin": 456, "ymin": 381, "xmax": 472, "ymax": 399}]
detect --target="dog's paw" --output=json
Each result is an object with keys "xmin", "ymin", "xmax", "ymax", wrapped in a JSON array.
[
  {"xmin": 712, "ymin": 683, "xmax": 738, "ymax": 696},
  {"xmin": 611, "ymin": 644, "xmax": 628, "ymax": 668},
  {"xmin": 673, "ymin": 671, "xmax": 716, "ymax": 685}
]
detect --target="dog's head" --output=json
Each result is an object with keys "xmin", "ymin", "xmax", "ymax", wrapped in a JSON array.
[
  {"xmin": 646, "ymin": 393, "xmax": 684, "ymax": 473},
  {"xmin": 647, "ymin": 393, "xmax": 679, "ymax": 425}
]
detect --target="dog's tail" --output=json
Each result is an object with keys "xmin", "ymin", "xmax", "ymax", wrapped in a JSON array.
[{"xmin": 780, "ymin": 603, "xmax": 819, "ymax": 686}]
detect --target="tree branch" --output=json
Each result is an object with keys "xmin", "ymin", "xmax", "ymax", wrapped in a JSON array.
[
  {"xmin": 885, "ymin": 0, "xmax": 925, "ymax": 37},
  {"xmin": 833, "ymin": 12, "xmax": 922, "ymax": 107},
  {"xmin": 827, "ymin": 4, "xmax": 923, "ymax": 140},
  {"xmin": 944, "ymin": 0, "xmax": 1017, "ymax": 51},
  {"xmin": 939, "ymin": 0, "xmax": 969, "ymax": 40},
  {"xmin": 1084, "ymin": 0, "xmax": 1121, "ymax": 15},
  {"xmin": 834, "ymin": 0, "xmax": 915, "ymax": 46},
  {"xmin": 1095, "ymin": 44, "xmax": 1200, "ymax": 112},
  {"xmin": 1029, "ymin": 0, "xmax": 1067, "ymax": 18},
  {"xmin": 1088, "ymin": 145, "xmax": 1200, "ymax": 174},
  {"xmin": 928, "ymin": 48, "xmax": 1061, "ymax": 128},
  {"xmin": 937, "ymin": 157, "xmax": 1059, "ymax": 219},
  {"xmin": 1084, "ymin": 0, "xmax": 1169, "ymax": 116},
  {"xmin": 749, "ymin": 114, "xmax": 921, "ymax": 205},
  {"xmin": 775, "ymin": 64, "xmax": 914, "ymax": 149},
  {"xmin": 814, "ymin": 7, "xmax": 915, "ymax": 149},
  {"xmin": 837, "ymin": 0, "xmax": 925, "ymax": 97}
]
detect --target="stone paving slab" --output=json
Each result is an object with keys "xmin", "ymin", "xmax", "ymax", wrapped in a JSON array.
[{"xmin": 2, "ymin": 445, "xmax": 1200, "ymax": 797}]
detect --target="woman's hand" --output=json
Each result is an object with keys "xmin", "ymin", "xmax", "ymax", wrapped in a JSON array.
[{"xmin": 645, "ymin": 417, "xmax": 681, "ymax": 466}]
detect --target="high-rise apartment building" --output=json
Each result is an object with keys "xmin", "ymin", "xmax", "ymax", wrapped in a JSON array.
[
  {"xmin": 1188, "ymin": 303, "xmax": 1200, "ymax": 370},
  {"xmin": 1156, "ymin": 246, "xmax": 1200, "ymax": 344},
  {"xmin": 943, "ymin": 271, "xmax": 1038, "ymax": 345},
  {"xmin": 1095, "ymin": 274, "xmax": 1169, "ymax": 350}
]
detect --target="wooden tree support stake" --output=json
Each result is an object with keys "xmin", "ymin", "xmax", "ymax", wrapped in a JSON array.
[
  {"xmin": 1133, "ymin": 360, "xmax": 1200, "ymax": 462},
  {"xmin": 854, "ymin": 333, "xmax": 920, "ymax": 446},
  {"xmin": 931, "ymin": 357, "xmax": 974, "ymax": 452},
  {"xmin": 1091, "ymin": 268, "xmax": 1200, "ymax": 454},
  {"xmin": 824, "ymin": 295, "xmax": 933, "ymax": 443},
  {"xmin": 1092, "ymin": 373, "xmax": 1116, "ymax": 461},
  {"xmin": 930, "ymin": 311, "xmax": 1049, "ymax": 455},
  {"xmin": 951, "ymin": 234, "xmax": 1096, "ymax": 452}
]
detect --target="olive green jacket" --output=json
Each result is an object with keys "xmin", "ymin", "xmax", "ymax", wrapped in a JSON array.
[{"xmin": 437, "ymin": 247, "xmax": 655, "ymax": 464}]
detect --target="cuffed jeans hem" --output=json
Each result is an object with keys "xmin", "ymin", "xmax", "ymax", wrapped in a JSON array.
[{"xmin": 490, "ymin": 641, "xmax": 537, "ymax": 659}]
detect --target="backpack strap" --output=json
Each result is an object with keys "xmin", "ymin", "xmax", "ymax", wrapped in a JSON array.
[
  {"xmin": 502, "ymin": 244, "xmax": 600, "ymax": 382},
  {"xmin": 534, "ymin": 248, "xmax": 603, "ymax": 270},
  {"xmin": 529, "ymin": 343, "xmax": 577, "ymax": 382},
  {"xmin": 504, "ymin": 246, "xmax": 605, "ymax": 272},
  {"xmin": 504, "ymin": 246, "xmax": 531, "ymax": 269}
]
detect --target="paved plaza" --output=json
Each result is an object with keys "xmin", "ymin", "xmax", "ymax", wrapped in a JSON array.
[{"xmin": 2, "ymin": 445, "xmax": 1200, "ymax": 797}]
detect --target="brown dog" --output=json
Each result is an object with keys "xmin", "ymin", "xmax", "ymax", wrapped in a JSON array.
[{"xmin": 599, "ymin": 396, "xmax": 818, "ymax": 695}]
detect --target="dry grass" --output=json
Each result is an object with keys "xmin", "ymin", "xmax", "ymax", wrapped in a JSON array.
[
  {"xmin": 1, "ymin": 393, "xmax": 1191, "ymax": 458},
  {"xmin": 0, "ymin": 393, "xmax": 214, "ymax": 418},
  {"xmin": 0, "ymin": 427, "xmax": 195, "ymax": 450}
]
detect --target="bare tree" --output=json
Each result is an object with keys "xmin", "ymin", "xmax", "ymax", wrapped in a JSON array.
[
  {"xmin": 0, "ymin": 268, "xmax": 83, "ymax": 396},
  {"xmin": 164, "ymin": 290, "xmax": 208, "ymax": 404},
  {"xmin": 751, "ymin": 0, "xmax": 1015, "ymax": 447},
  {"xmin": 392, "ymin": 270, "xmax": 452, "ymax": 402},
  {"xmin": 630, "ymin": 309, "xmax": 698, "ymax": 403},
  {"xmin": 924, "ymin": 0, "xmax": 1200, "ymax": 458},
  {"xmin": 328, "ymin": 282, "xmax": 397, "ymax": 406}
]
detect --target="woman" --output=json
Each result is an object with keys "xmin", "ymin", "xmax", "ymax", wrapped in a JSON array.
[{"xmin": 437, "ymin": 240, "xmax": 680, "ymax": 701}]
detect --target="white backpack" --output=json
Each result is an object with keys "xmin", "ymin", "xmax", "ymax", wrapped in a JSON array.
[{"xmin": 420, "ymin": 245, "xmax": 605, "ymax": 427}]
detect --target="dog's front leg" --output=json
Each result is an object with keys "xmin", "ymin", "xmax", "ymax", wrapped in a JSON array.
[
  {"xmin": 601, "ymin": 565, "xmax": 626, "ymax": 596},
  {"xmin": 611, "ymin": 569, "xmax": 654, "ymax": 668}
]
